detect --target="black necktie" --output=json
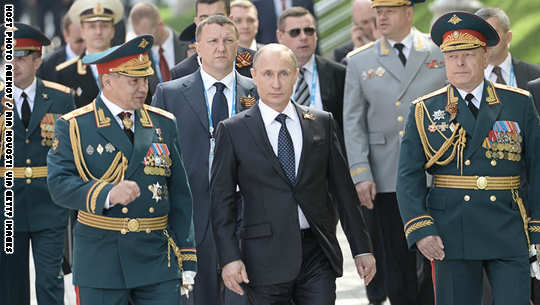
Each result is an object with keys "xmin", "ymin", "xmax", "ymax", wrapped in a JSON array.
[
  {"xmin": 118, "ymin": 112, "xmax": 134, "ymax": 143},
  {"xmin": 492, "ymin": 66, "xmax": 506, "ymax": 85},
  {"xmin": 394, "ymin": 43, "xmax": 407, "ymax": 66},
  {"xmin": 294, "ymin": 67, "xmax": 310, "ymax": 106},
  {"xmin": 211, "ymin": 82, "xmax": 228, "ymax": 133},
  {"xmin": 21, "ymin": 92, "xmax": 31, "ymax": 129},
  {"xmin": 465, "ymin": 93, "xmax": 478, "ymax": 118},
  {"xmin": 275, "ymin": 114, "xmax": 296, "ymax": 184}
]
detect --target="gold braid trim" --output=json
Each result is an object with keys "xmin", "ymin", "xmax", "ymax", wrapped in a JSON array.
[
  {"xmin": 163, "ymin": 229, "xmax": 184, "ymax": 271},
  {"xmin": 405, "ymin": 220, "xmax": 434, "ymax": 238},
  {"xmin": 414, "ymin": 102, "xmax": 467, "ymax": 174},
  {"xmin": 511, "ymin": 190, "xmax": 530, "ymax": 246}
]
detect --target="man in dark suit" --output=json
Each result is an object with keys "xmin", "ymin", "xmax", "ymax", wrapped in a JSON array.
[
  {"xmin": 0, "ymin": 23, "xmax": 75, "ymax": 305},
  {"xmin": 529, "ymin": 77, "xmax": 540, "ymax": 111},
  {"xmin": 129, "ymin": 1, "xmax": 190, "ymax": 97},
  {"xmin": 37, "ymin": 14, "xmax": 86, "ymax": 82},
  {"xmin": 171, "ymin": 0, "xmax": 255, "ymax": 80},
  {"xmin": 152, "ymin": 16, "xmax": 257, "ymax": 305},
  {"xmin": 211, "ymin": 43, "xmax": 375, "ymax": 305},
  {"xmin": 476, "ymin": 7, "xmax": 540, "ymax": 89},
  {"xmin": 251, "ymin": 0, "xmax": 314, "ymax": 44},
  {"xmin": 55, "ymin": 0, "xmax": 124, "ymax": 108}
]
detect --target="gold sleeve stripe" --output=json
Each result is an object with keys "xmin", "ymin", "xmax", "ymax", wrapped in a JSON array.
[
  {"xmin": 181, "ymin": 254, "xmax": 197, "ymax": 262},
  {"xmin": 404, "ymin": 214, "xmax": 434, "ymax": 229},
  {"xmin": 86, "ymin": 181, "xmax": 100, "ymax": 213},
  {"xmin": 350, "ymin": 167, "xmax": 367, "ymax": 177},
  {"xmin": 90, "ymin": 181, "xmax": 108, "ymax": 214},
  {"xmin": 42, "ymin": 80, "xmax": 71, "ymax": 94},
  {"xmin": 144, "ymin": 104, "xmax": 175, "ymax": 120},
  {"xmin": 405, "ymin": 219, "xmax": 434, "ymax": 238}
]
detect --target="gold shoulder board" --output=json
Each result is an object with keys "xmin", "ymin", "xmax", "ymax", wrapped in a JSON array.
[
  {"xmin": 346, "ymin": 41, "xmax": 375, "ymax": 58},
  {"xmin": 492, "ymin": 83, "xmax": 531, "ymax": 97},
  {"xmin": 62, "ymin": 103, "xmax": 94, "ymax": 120},
  {"xmin": 144, "ymin": 105, "xmax": 175, "ymax": 120},
  {"xmin": 412, "ymin": 85, "xmax": 449, "ymax": 104},
  {"xmin": 55, "ymin": 57, "xmax": 79, "ymax": 71},
  {"xmin": 42, "ymin": 80, "xmax": 71, "ymax": 94}
]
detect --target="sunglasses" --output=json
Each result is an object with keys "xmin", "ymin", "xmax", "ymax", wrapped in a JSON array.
[{"xmin": 286, "ymin": 27, "xmax": 316, "ymax": 38}]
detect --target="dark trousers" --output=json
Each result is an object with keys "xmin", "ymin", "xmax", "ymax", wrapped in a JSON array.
[
  {"xmin": 0, "ymin": 227, "xmax": 66, "ymax": 305},
  {"xmin": 374, "ymin": 192, "xmax": 434, "ymax": 305},
  {"xmin": 246, "ymin": 230, "xmax": 336, "ymax": 305},
  {"xmin": 78, "ymin": 279, "xmax": 179, "ymax": 305},
  {"xmin": 433, "ymin": 257, "xmax": 530, "ymax": 305},
  {"xmin": 363, "ymin": 206, "xmax": 387, "ymax": 303}
]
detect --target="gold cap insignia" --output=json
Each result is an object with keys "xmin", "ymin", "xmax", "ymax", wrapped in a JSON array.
[
  {"xmin": 138, "ymin": 38, "xmax": 149, "ymax": 49},
  {"xmin": 448, "ymin": 14, "xmax": 462, "ymax": 25},
  {"xmin": 93, "ymin": 2, "xmax": 104, "ymax": 15}
]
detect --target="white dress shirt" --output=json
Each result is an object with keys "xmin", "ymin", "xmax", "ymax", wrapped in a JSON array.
[
  {"xmin": 485, "ymin": 53, "xmax": 516, "ymax": 86},
  {"xmin": 258, "ymin": 100, "xmax": 310, "ymax": 229},
  {"xmin": 14, "ymin": 77, "xmax": 37, "ymax": 120},
  {"xmin": 457, "ymin": 81, "xmax": 484, "ymax": 110},
  {"xmin": 151, "ymin": 27, "xmax": 176, "ymax": 70},
  {"xmin": 388, "ymin": 29, "xmax": 414, "ymax": 59},
  {"xmin": 293, "ymin": 54, "xmax": 324, "ymax": 111},
  {"xmin": 200, "ymin": 68, "xmax": 235, "ymax": 117}
]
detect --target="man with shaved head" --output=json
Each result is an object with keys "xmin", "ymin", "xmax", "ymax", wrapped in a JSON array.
[{"xmin": 211, "ymin": 43, "xmax": 375, "ymax": 305}]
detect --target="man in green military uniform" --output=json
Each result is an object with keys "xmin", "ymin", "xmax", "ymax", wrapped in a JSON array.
[
  {"xmin": 0, "ymin": 23, "xmax": 76, "ymax": 305},
  {"xmin": 397, "ymin": 11, "xmax": 540, "ymax": 305},
  {"xmin": 47, "ymin": 35, "xmax": 197, "ymax": 305}
]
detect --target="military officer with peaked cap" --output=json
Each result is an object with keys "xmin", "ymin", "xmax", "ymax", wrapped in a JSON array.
[
  {"xmin": 397, "ymin": 11, "xmax": 540, "ymax": 305},
  {"xmin": 55, "ymin": 0, "xmax": 124, "ymax": 108},
  {"xmin": 343, "ymin": 0, "xmax": 446, "ymax": 304},
  {"xmin": 0, "ymin": 23, "xmax": 76, "ymax": 305},
  {"xmin": 47, "ymin": 35, "xmax": 197, "ymax": 305}
]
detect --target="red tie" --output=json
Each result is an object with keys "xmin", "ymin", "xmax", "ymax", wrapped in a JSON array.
[{"xmin": 159, "ymin": 46, "xmax": 171, "ymax": 82}]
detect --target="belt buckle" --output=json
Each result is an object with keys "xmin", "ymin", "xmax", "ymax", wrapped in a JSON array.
[
  {"xmin": 127, "ymin": 218, "xmax": 140, "ymax": 232},
  {"xmin": 24, "ymin": 167, "xmax": 33, "ymax": 178},
  {"xmin": 476, "ymin": 176, "xmax": 488, "ymax": 190}
]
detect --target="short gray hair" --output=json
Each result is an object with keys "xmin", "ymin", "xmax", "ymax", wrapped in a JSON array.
[
  {"xmin": 476, "ymin": 7, "xmax": 511, "ymax": 33},
  {"xmin": 195, "ymin": 15, "xmax": 239, "ymax": 42}
]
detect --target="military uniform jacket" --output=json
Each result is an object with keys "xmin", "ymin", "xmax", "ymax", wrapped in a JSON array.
[
  {"xmin": 55, "ymin": 54, "xmax": 100, "ymax": 108},
  {"xmin": 397, "ymin": 81, "xmax": 540, "ymax": 260},
  {"xmin": 343, "ymin": 29, "xmax": 447, "ymax": 192},
  {"xmin": 47, "ymin": 97, "xmax": 196, "ymax": 289},
  {"xmin": 1, "ymin": 78, "xmax": 75, "ymax": 232}
]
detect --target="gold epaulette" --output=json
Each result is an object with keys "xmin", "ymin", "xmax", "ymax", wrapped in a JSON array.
[
  {"xmin": 62, "ymin": 103, "xmax": 94, "ymax": 120},
  {"xmin": 346, "ymin": 41, "xmax": 375, "ymax": 58},
  {"xmin": 55, "ymin": 57, "xmax": 79, "ymax": 71},
  {"xmin": 412, "ymin": 85, "xmax": 449, "ymax": 104},
  {"xmin": 42, "ymin": 80, "xmax": 71, "ymax": 94},
  {"xmin": 0, "ymin": 81, "xmax": 4, "ymax": 91},
  {"xmin": 493, "ymin": 83, "xmax": 531, "ymax": 97},
  {"xmin": 144, "ymin": 105, "xmax": 175, "ymax": 120}
]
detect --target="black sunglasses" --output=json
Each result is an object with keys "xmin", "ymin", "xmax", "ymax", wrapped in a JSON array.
[{"xmin": 286, "ymin": 27, "xmax": 316, "ymax": 38}]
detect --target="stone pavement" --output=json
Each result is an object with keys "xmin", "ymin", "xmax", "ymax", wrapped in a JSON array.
[{"xmin": 30, "ymin": 225, "xmax": 388, "ymax": 305}]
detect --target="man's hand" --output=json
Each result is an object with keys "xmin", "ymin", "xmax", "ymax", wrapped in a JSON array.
[
  {"xmin": 109, "ymin": 180, "xmax": 140, "ymax": 207},
  {"xmin": 354, "ymin": 254, "xmax": 376, "ymax": 286},
  {"xmin": 355, "ymin": 181, "xmax": 376, "ymax": 209},
  {"xmin": 222, "ymin": 260, "xmax": 249, "ymax": 295},
  {"xmin": 417, "ymin": 235, "xmax": 445, "ymax": 261}
]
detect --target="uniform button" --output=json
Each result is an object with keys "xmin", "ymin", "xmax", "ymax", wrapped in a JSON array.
[
  {"xmin": 464, "ymin": 160, "xmax": 471, "ymax": 166},
  {"xmin": 464, "ymin": 195, "xmax": 470, "ymax": 202},
  {"xmin": 397, "ymin": 116, "xmax": 404, "ymax": 122},
  {"xmin": 121, "ymin": 229, "xmax": 127, "ymax": 235},
  {"xmin": 146, "ymin": 229, "xmax": 151, "ymax": 234},
  {"xmin": 490, "ymin": 195, "xmax": 497, "ymax": 202},
  {"xmin": 26, "ymin": 179, "xmax": 32, "ymax": 184},
  {"xmin": 121, "ymin": 207, "xmax": 128, "ymax": 214},
  {"xmin": 399, "ymin": 130, "xmax": 404, "ymax": 137},
  {"xmin": 491, "ymin": 160, "xmax": 497, "ymax": 167},
  {"xmin": 25, "ymin": 128, "xmax": 29, "ymax": 132},
  {"xmin": 149, "ymin": 207, "xmax": 155, "ymax": 213},
  {"xmin": 26, "ymin": 158, "xmax": 31, "ymax": 165},
  {"xmin": 395, "ymin": 101, "xmax": 401, "ymax": 107},
  {"xmin": 25, "ymin": 139, "xmax": 30, "ymax": 144}
]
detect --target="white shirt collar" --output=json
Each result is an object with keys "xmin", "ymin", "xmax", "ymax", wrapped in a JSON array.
[
  {"xmin": 457, "ymin": 80, "xmax": 484, "ymax": 107},
  {"xmin": 14, "ymin": 77, "xmax": 37, "ymax": 101},
  {"xmin": 387, "ymin": 29, "xmax": 414, "ymax": 52},
  {"xmin": 259, "ymin": 99, "xmax": 299, "ymax": 128},
  {"xmin": 200, "ymin": 67, "xmax": 235, "ymax": 92},
  {"xmin": 100, "ymin": 92, "xmax": 134, "ymax": 120},
  {"xmin": 485, "ymin": 53, "xmax": 512, "ymax": 78},
  {"xmin": 301, "ymin": 54, "xmax": 316, "ymax": 74},
  {"xmin": 249, "ymin": 39, "xmax": 258, "ymax": 51},
  {"xmin": 65, "ymin": 44, "xmax": 77, "ymax": 60}
]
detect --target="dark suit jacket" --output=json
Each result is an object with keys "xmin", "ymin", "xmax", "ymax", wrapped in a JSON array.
[
  {"xmin": 333, "ymin": 42, "xmax": 354, "ymax": 65},
  {"xmin": 252, "ymin": 0, "xmax": 315, "ymax": 44},
  {"xmin": 316, "ymin": 55, "xmax": 346, "ymax": 133},
  {"xmin": 55, "ymin": 54, "xmax": 99, "ymax": 108},
  {"xmin": 210, "ymin": 102, "xmax": 371, "ymax": 285},
  {"xmin": 528, "ymin": 77, "xmax": 540, "ymax": 112},
  {"xmin": 513, "ymin": 57, "xmax": 540, "ymax": 89},
  {"xmin": 170, "ymin": 46, "xmax": 255, "ymax": 80},
  {"xmin": 37, "ymin": 46, "xmax": 67, "ymax": 82},
  {"xmin": 152, "ymin": 69, "xmax": 258, "ymax": 245}
]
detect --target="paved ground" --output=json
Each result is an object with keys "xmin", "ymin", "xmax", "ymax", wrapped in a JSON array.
[{"xmin": 30, "ymin": 225, "xmax": 387, "ymax": 305}]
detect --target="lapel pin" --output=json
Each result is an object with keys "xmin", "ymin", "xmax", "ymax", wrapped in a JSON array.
[
  {"xmin": 41, "ymin": 93, "xmax": 48, "ymax": 100},
  {"xmin": 240, "ymin": 95, "xmax": 256, "ymax": 109},
  {"xmin": 303, "ymin": 113, "xmax": 315, "ymax": 120}
]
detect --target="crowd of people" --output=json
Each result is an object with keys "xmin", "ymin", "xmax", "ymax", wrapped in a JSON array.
[{"xmin": 2, "ymin": 0, "xmax": 540, "ymax": 305}]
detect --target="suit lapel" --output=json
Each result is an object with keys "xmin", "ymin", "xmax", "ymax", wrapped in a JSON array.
[
  {"xmin": 94, "ymin": 97, "xmax": 133, "ymax": 159},
  {"xmin": 377, "ymin": 39, "xmax": 404, "ymax": 81},
  {"xmin": 512, "ymin": 57, "xmax": 527, "ymax": 89},
  {"xmin": 398, "ymin": 31, "xmax": 429, "ymax": 98},
  {"xmin": 243, "ymin": 105, "xmax": 291, "ymax": 185},
  {"xmin": 466, "ymin": 82, "xmax": 503, "ymax": 158},
  {"xmin": 125, "ymin": 108, "xmax": 155, "ymax": 178},
  {"xmin": 315, "ymin": 56, "xmax": 333, "ymax": 113},
  {"xmin": 294, "ymin": 103, "xmax": 312, "ymax": 185},
  {"xmin": 184, "ymin": 70, "xmax": 210, "ymax": 132},
  {"xmin": 27, "ymin": 79, "xmax": 53, "ymax": 135}
]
